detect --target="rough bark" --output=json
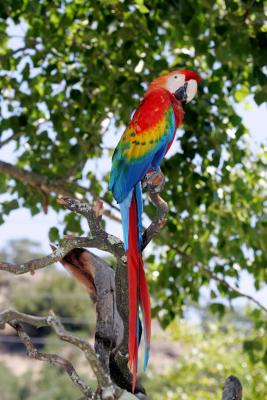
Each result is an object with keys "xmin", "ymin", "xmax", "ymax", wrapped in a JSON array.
[
  {"xmin": 0, "ymin": 171, "xmax": 245, "ymax": 399},
  {"xmin": 0, "ymin": 171, "xmax": 169, "ymax": 398}
]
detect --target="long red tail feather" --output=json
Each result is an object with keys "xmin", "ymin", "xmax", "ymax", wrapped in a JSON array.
[
  {"xmin": 128, "ymin": 194, "xmax": 139, "ymax": 391},
  {"xmin": 128, "ymin": 193, "xmax": 151, "ymax": 392}
]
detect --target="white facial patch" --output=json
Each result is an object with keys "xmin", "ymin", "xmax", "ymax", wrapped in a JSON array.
[
  {"xmin": 186, "ymin": 79, "xmax": 198, "ymax": 102},
  {"xmin": 166, "ymin": 74, "xmax": 185, "ymax": 94}
]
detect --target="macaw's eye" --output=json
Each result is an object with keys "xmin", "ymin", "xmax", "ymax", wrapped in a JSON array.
[{"xmin": 174, "ymin": 75, "xmax": 178, "ymax": 79}]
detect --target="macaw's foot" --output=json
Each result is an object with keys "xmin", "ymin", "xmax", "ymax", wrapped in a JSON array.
[{"xmin": 142, "ymin": 170, "xmax": 165, "ymax": 193}]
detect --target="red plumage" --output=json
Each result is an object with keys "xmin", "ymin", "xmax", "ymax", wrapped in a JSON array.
[
  {"xmin": 128, "ymin": 194, "xmax": 151, "ymax": 392},
  {"xmin": 109, "ymin": 69, "xmax": 200, "ymax": 392}
]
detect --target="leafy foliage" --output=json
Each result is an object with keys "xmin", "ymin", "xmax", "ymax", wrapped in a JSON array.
[
  {"xmin": 146, "ymin": 316, "xmax": 267, "ymax": 400},
  {"xmin": 0, "ymin": 313, "xmax": 267, "ymax": 399},
  {"xmin": 149, "ymin": 146, "xmax": 267, "ymax": 325},
  {"xmin": 0, "ymin": 0, "xmax": 266, "ymax": 373}
]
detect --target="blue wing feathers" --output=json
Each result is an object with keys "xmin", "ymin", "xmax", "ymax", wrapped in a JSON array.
[{"xmin": 109, "ymin": 108, "xmax": 176, "ymax": 204}]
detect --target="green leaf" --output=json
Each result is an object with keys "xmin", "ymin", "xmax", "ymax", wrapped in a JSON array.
[
  {"xmin": 209, "ymin": 303, "xmax": 226, "ymax": 317},
  {"xmin": 2, "ymin": 200, "xmax": 19, "ymax": 214},
  {"xmin": 49, "ymin": 227, "xmax": 60, "ymax": 242},
  {"xmin": 254, "ymin": 88, "xmax": 267, "ymax": 105}
]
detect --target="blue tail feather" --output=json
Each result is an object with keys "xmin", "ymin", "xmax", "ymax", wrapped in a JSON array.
[{"xmin": 119, "ymin": 188, "xmax": 133, "ymax": 251}]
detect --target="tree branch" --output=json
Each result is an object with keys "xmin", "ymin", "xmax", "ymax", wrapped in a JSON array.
[
  {"xmin": 0, "ymin": 160, "xmax": 73, "ymax": 197},
  {"xmin": 47, "ymin": 311, "xmax": 117, "ymax": 394},
  {"xmin": 0, "ymin": 131, "xmax": 22, "ymax": 148},
  {"xmin": 201, "ymin": 265, "xmax": 267, "ymax": 314},
  {"xmin": 57, "ymin": 197, "xmax": 125, "ymax": 259},
  {"xmin": 0, "ymin": 159, "xmax": 121, "ymax": 222},
  {"xmin": 0, "ymin": 195, "xmax": 127, "ymax": 275},
  {"xmin": 0, "ymin": 309, "xmax": 143, "ymax": 399},
  {"xmin": 8, "ymin": 320, "xmax": 94, "ymax": 399},
  {"xmin": 0, "ymin": 309, "xmax": 47, "ymax": 328},
  {"xmin": 0, "ymin": 46, "xmax": 33, "ymax": 62},
  {"xmin": 0, "ymin": 237, "xmax": 100, "ymax": 274},
  {"xmin": 0, "ymin": 172, "xmax": 168, "ymax": 397},
  {"xmin": 176, "ymin": 249, "xmax": 267, "ymax": 314},
  {"xmin": 142, "ymin": 192, "xmax": 169, "ymax": 250},
  {"xmin": 141, "ymin": 171, "xmax": 169, "ymax": 250}
]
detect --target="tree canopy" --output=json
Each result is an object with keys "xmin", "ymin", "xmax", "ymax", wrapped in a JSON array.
[{"xmin": 0, "ymin": 0, "xmax": 266, "ymax": 369}]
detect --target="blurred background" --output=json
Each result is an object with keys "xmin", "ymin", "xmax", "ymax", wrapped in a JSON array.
[{"xmin": 0, "ymin": 1, "xmax": 266, "ymax": 399}]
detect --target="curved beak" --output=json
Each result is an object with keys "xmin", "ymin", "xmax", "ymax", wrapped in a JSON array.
[
  {"xmin": 174, "ymin": 79, "xmax": 198, "ymax": 103},
  {"xmin": 174, "ymin": 82, "xmax": 188, "ymax": 102}
]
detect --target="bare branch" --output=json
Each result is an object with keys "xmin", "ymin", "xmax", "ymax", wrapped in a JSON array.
[
  {"xmin": 142, "ymin": 192, "xmax": 169, "ymax": 250},
  {"xmin": 200, "ymin": 265, "xmax": 267, "ymax": 314},
  {"xmin": 0, "ymin": 160, "xmax": 73, "ymax": 197},
  {"xmin": 47, "ymin": 310, "xmax": 118, "ymax": 396},
  {"xmin": 0, "ymin": 46, "xmax": 32, "ymax": 62},
  {"xmin": 141, "ymin": 171, "xmax": 169, "ymax": 250},
  {"xmin": 5, "ymin": 320, "xmax": 94, "ymax": 399},
  {"xmin": 58, "ymin": 197, "xmax": 125, "ymax": 259},
  {"xmin": 62, "ymin": 180, "xmax": 120, "ymax": 213},
  {"xmin": 0, "ymin": 170, "xmax": 170, "ymax": 397},
  {"xmin": 0, "ymin": 159, "xmax": 121, "ymax": 222},
  {"xmin": 0, "ymin": 309, "xmax": 143, "ymax": 399},
  {"xmin": 0, "ymin": 131, "xmax": 22, "ymax": 148},
  {"xmin": 0, "ymin": 309, "xmax": 47, "ymax": 329},
  {"xmin": 176, "ymin": 249, "xmax": 267, "ymax": 314},
  {"xmin": 0, "ymin": 237, "xmax": 100, "ymax": 274},
  {"xmin": 0, "ymin": 197, "xmax": 124, "ymax": 280}
]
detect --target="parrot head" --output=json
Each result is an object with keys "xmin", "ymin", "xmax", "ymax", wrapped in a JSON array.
[{"xmin": 147, "ymin": 70, "xmax": 200, "ymax": 103}]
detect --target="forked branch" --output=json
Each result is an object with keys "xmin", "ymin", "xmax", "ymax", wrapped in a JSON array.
[
  {"xmin": 9, "ymin": 320, "xmax": 94, "ymax": 399},
  {"xmin": 0, "ymin": 309, "xmax": 125, "ymax": 399},
  {"xmin": 0, "ymin": 171, "xmax": 249, "ymax": 398}
]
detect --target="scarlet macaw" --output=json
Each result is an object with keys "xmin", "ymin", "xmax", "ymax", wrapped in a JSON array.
[{"xmin": 109, "ymin": 70, "xmax": 200, "ymax": 390}]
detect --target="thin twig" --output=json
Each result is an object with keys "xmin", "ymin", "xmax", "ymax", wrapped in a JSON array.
[
  {"xmin": 0, "ymin": 46, "xmax": 31, "ymax": 62},
  {"xmin": 175, "ymin": 249, "xmax": 267, "ymax": 314},
  {"xmin": 47, "ymin": 311, "xmax": 118, "ymax": 394},
  {"xmin": 0, "ymin": 309, "xmax": 47, "ymax": 329},
  {"xmin": 8, "ymin": 320, "xmax": 94, "ymax": 399},
  {"xmin": 141, "ymin": 171, "xmax": 169, "ymax": 250},
  {"xmin": 142, "ymin": 192, "xmax": 169, "ymax": 250},
  {"xmin": 0, "ymin": 309, "xmax": 122, "ymax": 399},
  {"xmin": 0, "ymin": 131, "xmax": 22, "ymax": 148},
  {"xmin": 201, "ymin": 265, "xmax": 267, "ymax": 314}
]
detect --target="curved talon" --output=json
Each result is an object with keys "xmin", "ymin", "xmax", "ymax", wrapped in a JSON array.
[{"xmin": 142, "ymin": 171, "xmax": 165, "ymax": 193}]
